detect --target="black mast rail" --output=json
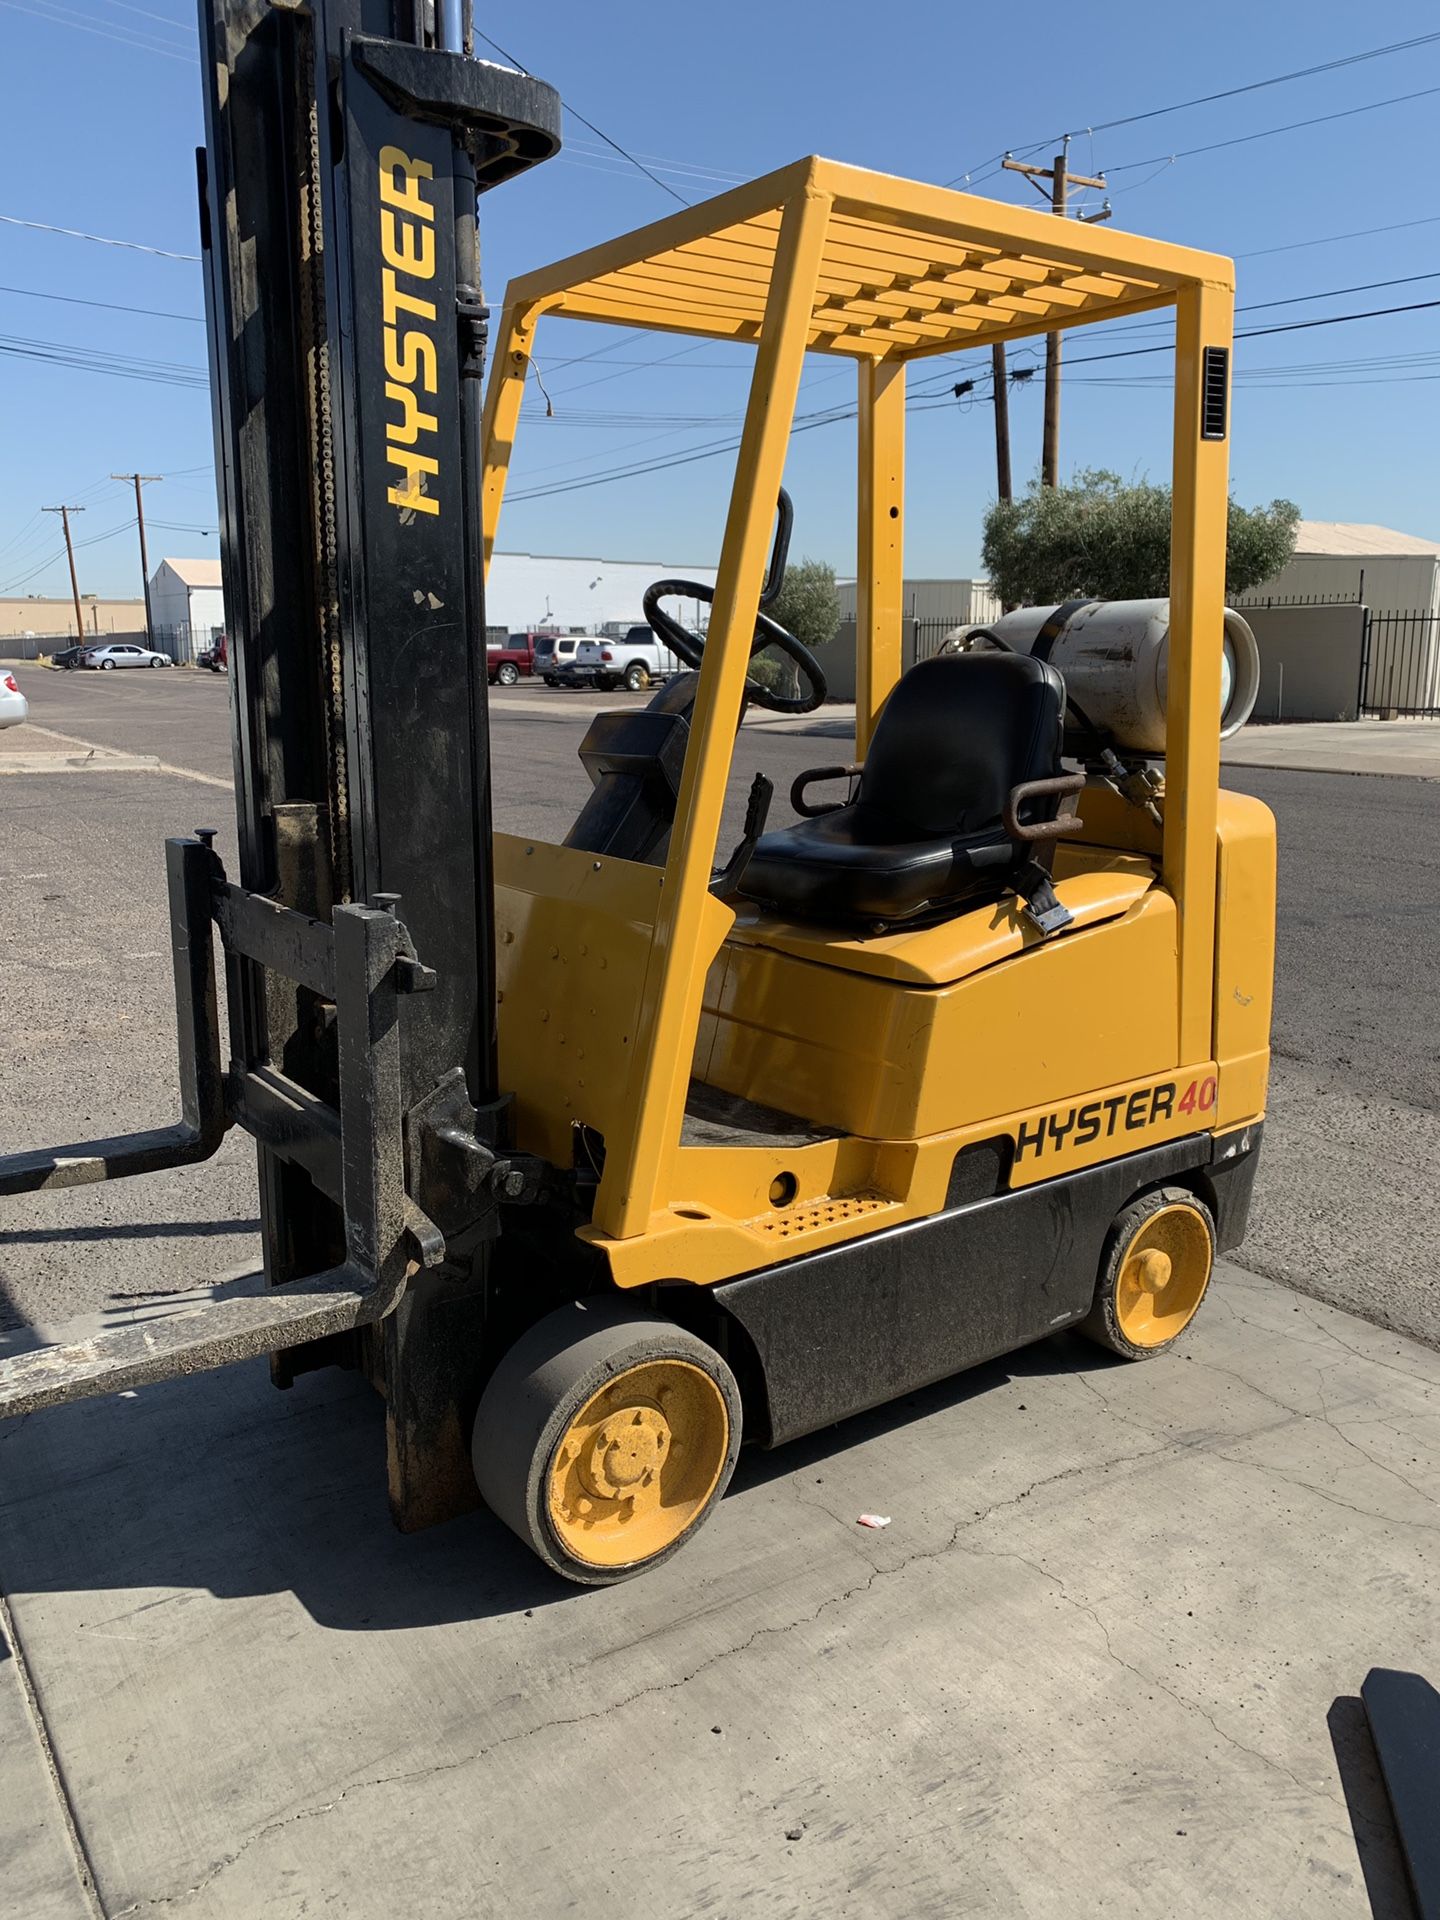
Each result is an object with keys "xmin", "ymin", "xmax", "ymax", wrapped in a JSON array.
[{"xmin": 0, "ymin": 0, "xmax": 558, "ymax": 1530}]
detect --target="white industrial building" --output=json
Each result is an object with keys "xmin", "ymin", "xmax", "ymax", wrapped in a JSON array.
[
  {"xmin": 1240, "ymin": 521, "xmax": 1440, "ymax": 618},
  {"xmin": 145, "ymin": 549, "xmax": 719, "ymax": 647},
  {"xmin": 149, "ymin": 557, "xmax": 226, "ymax": 645},
  {"xmin": 482, "ymin": 549, "xmax": 718, "ymax": 633}
]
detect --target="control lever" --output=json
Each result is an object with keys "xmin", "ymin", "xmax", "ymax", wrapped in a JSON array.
[{"xmin": 710, "ymin": 771, "xmax": 774, "ymax": 898}]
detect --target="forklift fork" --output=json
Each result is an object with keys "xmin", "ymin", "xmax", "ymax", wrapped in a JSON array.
[{"xmin": 0, "ymin": 836, "xmax": 423, "ymax": 1419}]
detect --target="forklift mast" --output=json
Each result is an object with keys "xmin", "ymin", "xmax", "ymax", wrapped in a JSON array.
[
  {"xmin": 0, "ymin": 0, "xmax": 559, "ymax": 1528},
  {"xmin": 201, "ymin": 0, "xmax": 558, "ymax": 1523}
]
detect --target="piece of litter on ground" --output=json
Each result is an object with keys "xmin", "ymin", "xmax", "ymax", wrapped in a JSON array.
[{"xmin": 856, "ymin": 1513, "xmax": 891, "ymax": 1530}]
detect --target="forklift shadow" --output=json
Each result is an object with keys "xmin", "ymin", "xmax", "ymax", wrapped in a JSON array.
[
  {"xmin": 0, "ymin": 1360, "xmax": 575, "ymax": 1633},
  {"xmin": 727, "ymin": 1330, "xmax": 1112, "ymax": 1499},
  {"xmin": 0, "ymin": 1328, "xmax": 1118, "ymax": 1635}
]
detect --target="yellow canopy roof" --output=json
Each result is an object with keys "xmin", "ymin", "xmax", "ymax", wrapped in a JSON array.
[{"xmin": 505, "ymin": 156, "xmax": 1234, "ymax": 361}]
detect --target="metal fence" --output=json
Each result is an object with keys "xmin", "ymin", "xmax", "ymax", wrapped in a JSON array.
[
  {"xmin": 151, "ymin": 622, "xmax": 225, "ymax": 665},
  {"xmin": 1, "ymin": 629, "xmax": 141, "ymax": 660},
  {"xmin": 913, "ymin": 616, "xmax": 961, "ymax": 663},
  {"xmin": 1359, "ymin": 610, "xmax": 1440, "ymax": 718},
  {"xmin": 912, "ymin": 600, "xmax": 1440, "ymax": 721},
  {"xmin": 1228, "ymin": 590, "xmax": 1367, "ymax": 610}
]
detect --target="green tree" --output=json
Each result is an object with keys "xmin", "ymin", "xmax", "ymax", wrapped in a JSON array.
[
  {"xmin": 980, "ymin": 469, "xmax": 1299, "ymax": 607},
  {"xmin": 767, "ymin": 557, "xmax": 840, "ymax": 651},
  {"xmin": 751, "ymin": 557, "xmax": 840, "ymax": 700}
]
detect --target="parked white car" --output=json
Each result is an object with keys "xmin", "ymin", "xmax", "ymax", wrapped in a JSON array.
[
  {"xmin": 534, "ymin": 634, "xmax": 588, "ymax": 686},
  {"xmin": 81, "ymin": 643, "xmax": 171, "ymax": 670},
  {"xmin": 0, "ymin": 670, "xmax": 28, "ymax": 728},
  {"xmin": 570, "ymin": 627, "xmax": 684, "ymax": 693}
]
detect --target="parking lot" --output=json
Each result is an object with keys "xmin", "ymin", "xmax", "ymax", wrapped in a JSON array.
[
  {"xmin": 4, "ymin": 662, "xmax": 1437, "ymax": 1346},
  {"xmin": 2, "ymin": 661, "xmax": 1438, "ymax": 1918}
]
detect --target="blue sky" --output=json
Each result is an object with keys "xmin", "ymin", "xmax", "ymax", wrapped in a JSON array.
[{"xmin": 1, "ymin": 0, "xmax": 1437, "ymax": 603}]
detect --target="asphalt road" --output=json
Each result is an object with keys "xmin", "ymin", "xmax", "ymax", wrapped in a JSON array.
[{"xmin": 2, "ymin": 663, "xmax": 1436, "ymax": 1346}]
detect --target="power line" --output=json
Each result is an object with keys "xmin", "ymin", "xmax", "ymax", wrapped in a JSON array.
[
  {"xmin": 943, "ymin": 30, "xmax": 1440, "ymax": 185},
  {"xmin": 0, "ymin": 211, "xmax": 199, "ymax": 261},
  {"xmin": 1238, "ymin": 213, "xmax": 1440, "ymax": 259},
  {"xmin": 0, "ymin": 333, "xmax": 208, "ymax": 388},
  {"xmin": 0, "ymin": 515, "xmax": 149, "ymax": 595},
  {"xmin": 471, "ymin": 29, "xmax": 690, "ymax": 207},
  {"xmin": 0, "ymin": 0, "xmax": 196, "ymax": 61},
  {"xmin": 1105, "ymin": 84, "xmax": 1440, "ymax": 176},
  {"xmin": 562, "ymin": 140, "xmax": 744, "ymax": 188},
  {"xmin": 504, "ymin": 298, "xmax": 1437, "ymax": 505},
  {"xmin": 0, "ymin": 282, "xmax": 203, "ymax": 323},
  {"xmin": 906, "ymin": 273, "xmax": 1440, "ymax": 396},
  {"xmin": 1061, "ymin": 298, "xmax": 1440, "ymax": 372},
  {"xmin": 102, "ymin": 0, "xmax": 196, "ymax": 34}
]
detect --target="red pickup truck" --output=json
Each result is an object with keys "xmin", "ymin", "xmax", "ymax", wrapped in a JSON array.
[{"xmin": 486, "ymin": 631, "xmax": 557, "ymax": 686}]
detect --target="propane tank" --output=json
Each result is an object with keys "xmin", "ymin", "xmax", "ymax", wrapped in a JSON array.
[{"xmin": 964, "ymin": 599, "xmax": 1260, "ymax": 753}]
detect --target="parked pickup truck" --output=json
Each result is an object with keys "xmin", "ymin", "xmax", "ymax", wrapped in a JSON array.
[
  {"xmin": 486, "ymin": 632, "xmax": 554, "ymax": 686},
  {"xmin": 559, "ymin": 627, "xmax": 683, "ymax": 693}
]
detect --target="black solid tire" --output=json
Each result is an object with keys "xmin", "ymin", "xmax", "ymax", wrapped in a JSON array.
[
  {"xmin": 472, "ymin": 1297, "xmax": 742, "ymax": 1586},
  {"xmin": 1079, "ymin": 1185, "xmax": 1216, "ymax": 1360}
]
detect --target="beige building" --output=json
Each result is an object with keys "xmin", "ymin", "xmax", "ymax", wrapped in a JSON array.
[
  {"xmin": 1239, "ymin": 521, "xmax": 1439, "ymax": 618},
  {"xmin": 836, "ymin": 575, "xmax": 1001, "ymax": 628},
  {"xmin": 0, "ymin": 595, "xmax": 146, "ymax": 641}
]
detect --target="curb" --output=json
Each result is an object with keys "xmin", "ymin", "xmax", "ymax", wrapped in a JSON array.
[{"xmin": 0, "ymin": 751, "xmax": 163, "ymax": 774}]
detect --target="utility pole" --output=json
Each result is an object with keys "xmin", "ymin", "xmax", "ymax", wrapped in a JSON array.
[
  {"xmin": 42, "ymin": 505, "xmax": 86, "ymax": 642},
  {"xmin": 1002, "ymin": 141, "xmax": 1108, "ymax": 486},
  {"xmin": 990, "ymin": 344, "xmax": 1012, "ymax": 502},
  {"xmin": 112, "ymin": 473, "xmax": 162, "ymax": 645}
]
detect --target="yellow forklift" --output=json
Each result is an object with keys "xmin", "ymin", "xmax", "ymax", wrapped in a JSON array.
[{"xmin": 0, "ymin": 6, "xmax": 1273, "ymax": 1588}]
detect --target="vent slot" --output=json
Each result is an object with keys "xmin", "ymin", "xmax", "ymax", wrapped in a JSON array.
[{"xmin": 1201, "ymin": 346, "xmax": 1229, "ymax": 441}]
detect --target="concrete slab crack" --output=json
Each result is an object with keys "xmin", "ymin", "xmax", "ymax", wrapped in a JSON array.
[{"xmin": 0, "ymin": 1581, "xmax": 105, "ymax": 1919}]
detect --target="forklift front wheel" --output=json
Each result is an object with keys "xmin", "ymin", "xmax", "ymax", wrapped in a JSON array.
[
  {"xmin": 472, "ymin": 1300, "xmax": 742, "ymax": 1585},
  {"xmin": 1079, "ymin": 1186, "xmax": 1216, "ymax": 1360}
]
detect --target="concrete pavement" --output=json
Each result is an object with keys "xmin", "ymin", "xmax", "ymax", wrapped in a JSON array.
[
  {"xmin": 1, "ymin": 1260, "xmax": 1434, "ymax": 1917},
  {"xmin": 2, "ymin": 661, "xmax": 1437, "ymax": 1917},
  {"xmin": 7, "ymin": 660, "xmax": 1437, "ymax": 776},
  {"xmin": 1223, "ymin": 720, "xmax": 1440, "ymax": 781}
]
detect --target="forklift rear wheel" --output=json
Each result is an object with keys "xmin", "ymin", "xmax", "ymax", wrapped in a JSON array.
[
  {"xmin": 1079, "ymin": 1186, "xmax": 1216, "ymax": 1360},
  {"xmin": 472, "ymin": 1299, "xmax": 742, "ymax": 1585}
]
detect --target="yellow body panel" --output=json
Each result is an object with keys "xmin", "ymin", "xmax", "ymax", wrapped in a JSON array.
[
  {"xmin": 697, "ymin": 887, "xmax": 1178, "ymax": 1141},
  {"xmin": 482, "ymin": 158, "xmax": 1267, "ymax": 1299},
  {"xmin": 1212, "ymin": 790, "xmax": 1276, "ymax": 1129},
  {"xmin": 723, "ymin": 848, "xmax": 1155, "ymax": 986},
  {"xmin": 589, "ymin": 1058, "xmax": 1221, "ymax": 1289}
]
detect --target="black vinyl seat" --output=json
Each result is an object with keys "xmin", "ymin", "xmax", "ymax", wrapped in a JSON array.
[{"xmin": 739, "ymin": 651, "xmax": 1072, "ymax": 926}]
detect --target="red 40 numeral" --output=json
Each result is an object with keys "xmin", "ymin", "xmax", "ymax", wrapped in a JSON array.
[{"xmin": 1177, "ymin": 1076, "xmax": 1218, "ymax": 1115}]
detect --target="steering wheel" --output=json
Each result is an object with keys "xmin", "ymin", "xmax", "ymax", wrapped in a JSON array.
[{"xmin": 641, "ymin": 490, "xmax": 827, "ymax": 716}]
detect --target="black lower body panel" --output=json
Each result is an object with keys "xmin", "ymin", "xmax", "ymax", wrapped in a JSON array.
[{"xmin": 714, "ymin": 1124, "xmax": 1263, "ymax": 1448}]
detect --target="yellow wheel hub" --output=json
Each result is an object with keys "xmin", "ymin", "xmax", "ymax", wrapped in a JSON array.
[
  {"xmin": 547, "ymin": 1359, "xmax": 729, "ymax": 1569},
  {"xmin": 1113, "ymin": 1202, "xmax": 1212, "ymax": 1348}
]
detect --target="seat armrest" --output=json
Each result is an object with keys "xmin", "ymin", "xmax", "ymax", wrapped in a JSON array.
[
  {"xmin": 790, "ymin": 763, "xmax": 863, "ymax": 818},
  {"xmin": 1003, "ymin": 771, "xmax": 1085, "ymax": 843}
]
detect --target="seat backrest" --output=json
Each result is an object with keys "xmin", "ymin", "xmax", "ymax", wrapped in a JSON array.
[{"xmin": 859, "ymin": 652, "xmax": 1066, "ymax": 838}]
